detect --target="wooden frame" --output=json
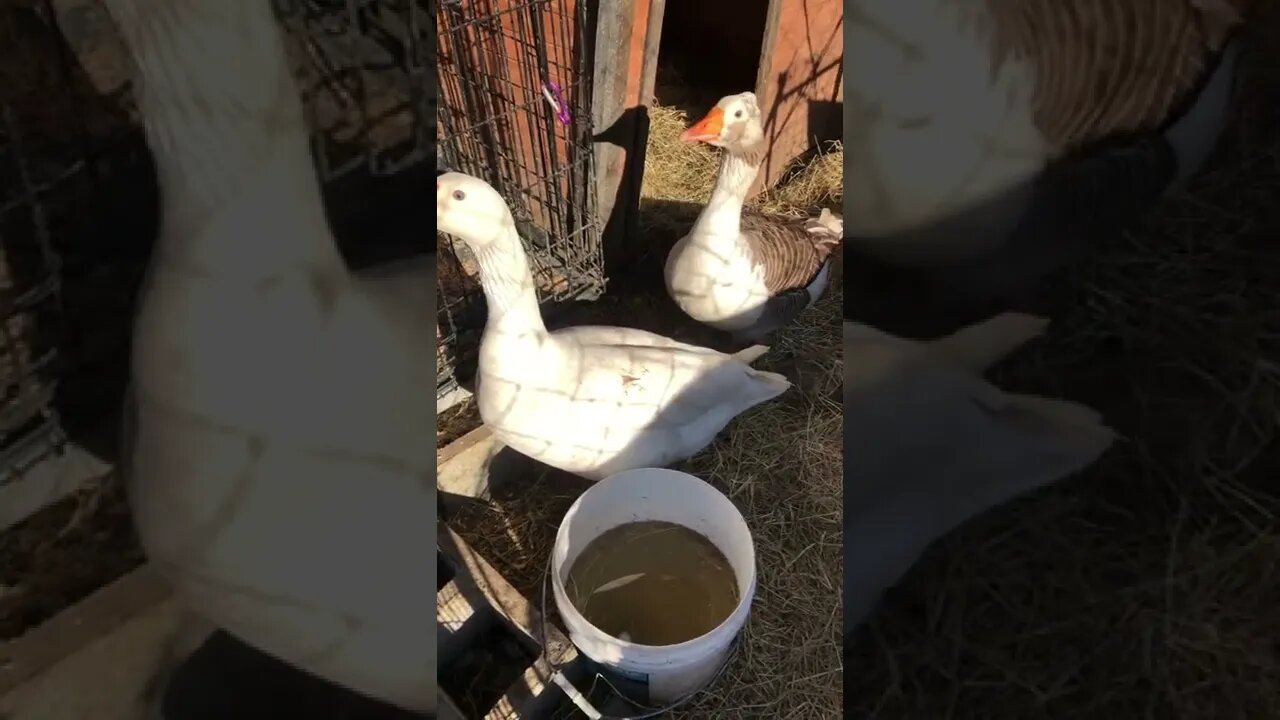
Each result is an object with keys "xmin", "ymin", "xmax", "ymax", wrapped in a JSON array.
[
  {"xmin": 591, "ymin": 0, "xmax": 666, "ymax": 273},
  {"xmin": 592, "ymin": 0, "xmax": 843, "ymax": 241},
  {"xmin": 0, "ymin": 564, "xmax": 178, "ymax": 720},
  {"xmin": 752, "ymin": 0, "xmax": 845, "ymax": 191}
]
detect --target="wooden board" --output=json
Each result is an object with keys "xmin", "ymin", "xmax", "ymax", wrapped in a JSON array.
[
  {"xmin": 438, "ymin": 525, "xmax": 580, "ymax": 719},
  {"xmin": 591, "ymin": 0, "xmax": 658, "ymax": 271},
  {"xmin": 0, "ymin": 563, "xmax": 176, "ymax": 720},
  {"xmin": 753, "ymin": 0, "xmax": 844, "ymax": 191},
  {"xmin": 0, "ymin": 442, "xmax": 110, "ymax": 533}
]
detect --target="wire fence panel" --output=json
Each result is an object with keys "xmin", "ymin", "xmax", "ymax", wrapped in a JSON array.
[
  {"xmin": 0, "ymin": 2, "xmax": 88, "ymax": 488},
  {"xmin": 437, "ymin": 0, "xmax": 605, "ymax": 406},
  {"xmin": 276, "ymin": 0, "xmax": 433, "ymax": 181}
]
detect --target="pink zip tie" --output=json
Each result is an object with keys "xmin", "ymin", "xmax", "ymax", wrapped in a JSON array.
[{"xmin": 542, "ymin": 80, "xmax": 571, "ymax": 125}]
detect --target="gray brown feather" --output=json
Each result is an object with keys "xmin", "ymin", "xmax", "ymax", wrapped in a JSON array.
[
  {"xmin": 984, "ymin": 0, "xmax": 1250, "ymax": 154},
  {"xmin": 753, "ymin": 287, "xmax": 819, "ymax": 340},
  {"xmin": 740, "ymin": 209, "xmax": 841, "ymax": 296}
]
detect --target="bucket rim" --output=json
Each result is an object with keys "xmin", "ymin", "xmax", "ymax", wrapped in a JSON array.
[{"xmin": 550, "ymin": 467, "xmax": 757, "ymax": 654}]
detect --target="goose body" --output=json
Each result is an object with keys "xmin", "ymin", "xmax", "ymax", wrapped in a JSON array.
[
  {"xmin": 664, "ymin": 92, "xmax": 844, "ymax": 341},
  {"xmin": 109, "ymin": 0, "xmax": 436, "ymax": 713},
  {"xmin": 843, "ymin": 313, "xmax": 1114, "ymax": 635},
  {"xmin": 438, "ymin": 172, "xmax": 791, "ymax": 480},
  {"xmin": 843, "ymin": 0, "xmax": 1248, "ymax": 308}
]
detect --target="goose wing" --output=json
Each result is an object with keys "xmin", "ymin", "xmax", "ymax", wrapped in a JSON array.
[
  {"xmin": 740, "ymin": 209, "xmax": 842, "ymax": 293},
  {"xmin": 989, "ymin": 0, "xmax": 1241, "ymax": 153},
  {"xmin": 553, "ymin": 324, "xmax": 724, "ymax": 354},
  {"xmin": 559, "ymin": 340, "xmax": 788, "ymax": 431}
]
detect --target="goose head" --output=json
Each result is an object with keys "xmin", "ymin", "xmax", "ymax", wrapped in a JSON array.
[
  {"xmin": 680, "ymin": 91, "xmax": 765, "ymax": 152},
  {"xmin": 436, "ymin": 172, "xmax": 514, "ymax": 249}
]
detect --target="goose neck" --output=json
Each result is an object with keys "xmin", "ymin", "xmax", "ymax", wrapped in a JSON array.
[
  {"xmin": 109, "ymin": 0, "xmax": 342, "ymax": 279},
  {"xmin": 693, "ymin": 143, "xmax": 765, "ymax": 241},
  {"xmin": 472, "ymin": 221, "xmax": 548, "ymax": 339}
]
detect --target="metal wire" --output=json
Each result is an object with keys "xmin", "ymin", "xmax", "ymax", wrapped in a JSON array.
[
  {"xmin": 275, "ymin": 0, "xmax": 433, "ymax": 179},
  {"xmin": 0, "ymin": 1, "xmax": 80, "ymax": 487},
  {"xmin": 436, "ymin": 0, "xmax": 605, "ymax": 405}
]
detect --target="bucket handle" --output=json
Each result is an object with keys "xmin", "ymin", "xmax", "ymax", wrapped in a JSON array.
[{"xmin": 538, "ymin": 552, "xmax": 743, "ymax": 719}]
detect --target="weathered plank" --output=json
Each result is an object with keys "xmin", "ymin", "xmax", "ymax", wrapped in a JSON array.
[
  {"xmin": 436, "ymin": 424, "xmax": 497, "ymax": 501},
  {"xmin": 0, "ymin": 563, "xmax": 172, "ymax": 701},
  {"xmin": 753, "ymin": 0, "xmax": 844, "ymax": 191},
  {"xmin": 438, "ymin": 526, "xmax": 579, "ymax": 718},
  {"xmin": 0, "ymin": 443, "xmax": 111, "ymax": 533},
  {"xmin": 591, "ymin": 0, "xmax": 653, "ymax": 272}
]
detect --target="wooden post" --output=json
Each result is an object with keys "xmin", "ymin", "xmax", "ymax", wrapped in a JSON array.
[
  {"xmin": 639, "ymin": 0, "xmax": 667, "ymax": 106},
  {"xmin": 591, "ymin": 0, "xmax": 659, "ymax": 274}
]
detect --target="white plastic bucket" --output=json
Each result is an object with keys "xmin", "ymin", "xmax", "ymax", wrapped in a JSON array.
[{"xmin": 551, "ymin": 467, "xmax": 756, "ymax": 705}]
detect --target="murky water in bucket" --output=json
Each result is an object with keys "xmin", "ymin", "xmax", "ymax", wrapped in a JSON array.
[{"xmin": 565, "ymin": 520, "xmax": 740, "ymax": 646}]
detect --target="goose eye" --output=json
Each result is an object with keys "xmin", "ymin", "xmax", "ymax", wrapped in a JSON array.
[
  {"xmin": 452, "ymin": 190, "xmax": 466, "ymax": 201},
  {"xmin": 734, "ymin": 110, "xmax": 743, "ymax": 119}
]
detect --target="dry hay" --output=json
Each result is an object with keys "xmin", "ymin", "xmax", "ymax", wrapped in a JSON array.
[
  {"xmin": 844, "ymin": 13, "xmax": 1280, "ymax": 719},
  {"xmin": 671, "ymin": 269, "xmax": 843, "ymax": 719},
  {"xmin": 445, "ymin": 103, "xmax": 844, "ymax": 718}
]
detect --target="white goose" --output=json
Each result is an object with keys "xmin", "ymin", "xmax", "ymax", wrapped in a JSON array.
[
  {"xmin": 107, "ymin": 0, "xmax": 436, "ymax": 714},
  {"xmin": 843, "ymin": 313, "xmax": 1115, "ymax": 635},
  {"xmin": 843, "ymin": 0, "xmax": 1249, "ymax": 316},
  {"xmin": 437, "ymin": 172, "xmax": 790, "ymax": 480},
  {"xmin": 664, "ymin": 91, "xmax": 844, "ymax": 342}
]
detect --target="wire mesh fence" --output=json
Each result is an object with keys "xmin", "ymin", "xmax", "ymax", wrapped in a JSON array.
[
  {"xmin": 437, "ymin": 0, "xmax": 605, "ymax": 407},
  {"xmin": 0, "ymin": 111, "xmax": 69, "ymax": 488},
  {"xmin": 276, "ymin": 0, "xmax": 433, "ymax": 181},
  {"xmin": 0, "ymin": 2, "xmax": 90, "ymax": 489}
]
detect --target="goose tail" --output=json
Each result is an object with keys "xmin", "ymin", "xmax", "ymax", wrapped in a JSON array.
[
  {"xmin": 805, "ymin": 208, "xmax": 845, "ymax": 251},
  {"xmin": 731, "ymin": 344, "xmax": 772, "ymax": 364},
  {"xmin": 1165, "ymin": 34, "xmax": 1243, "ymax": 189},
  {"xmin": 1001, "ymin": 393, "xmax": 1117, "ymax": 471},
  {"xmin": 728, "ymin": 345, "xmax": 791, "ymax": 396},
  {"xmin": 930, "ymin": 312, "xmax": 1049, "ymax": 374},
  {"xmin": 746, "ymin": 368, "xmax": 792, "ymax": 397}
]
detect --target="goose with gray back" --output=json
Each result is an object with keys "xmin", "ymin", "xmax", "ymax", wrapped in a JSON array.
[
  {"xmin": 665, "ymin": 92, "xmax": 844, "ymax": 343},
  {"xmin": 437, "ymin": 171, "xmax": 791, "ymax": 480},
  {"xmin": 843, "ymin": 0, "xmax": 1251, "ymax": 333},
  {"xmin": 843, "ymin": 313, "xmax": 1115, "ymax": 637},
  {"xmin": 106, "ymin": 0, "xmax": 436, "ymax": 714}
]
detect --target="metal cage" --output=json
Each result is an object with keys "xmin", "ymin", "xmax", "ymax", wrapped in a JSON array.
[{"xmin": 436, "ymin": 0, "xmax": 606, "ymax": 409}]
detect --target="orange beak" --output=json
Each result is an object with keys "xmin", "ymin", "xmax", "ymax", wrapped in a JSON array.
[{"xmin": 680, "ymin": 107, "xmax": 725, "ymax": 143}]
